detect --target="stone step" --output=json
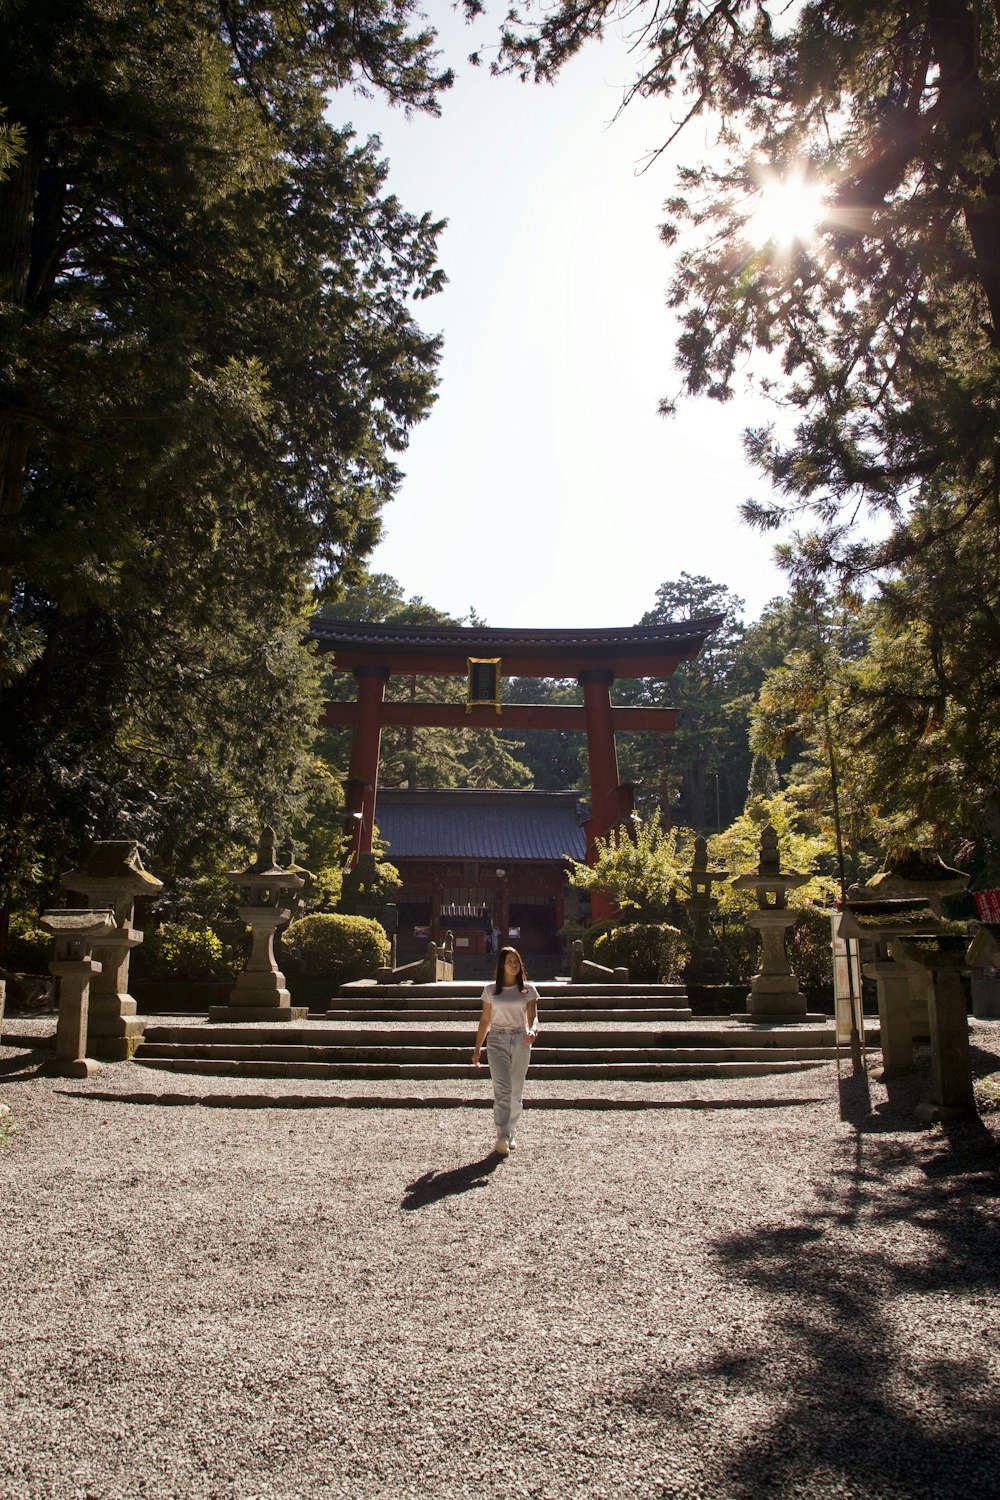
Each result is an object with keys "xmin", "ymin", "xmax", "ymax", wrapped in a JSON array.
[
  {"xmin": 320, "ymin": 1008, "xmax": 695, "ymax": 1023},
  {"xmin": 340, "ymin": 982, "xmax": 688, "ymax": 1003},
  {"xmin": 135, "ymin": 1041, "xmax": 839, "ymax": 1066},
  {"xmin": 133, "ymin": 1057, "xmax": 826, "ymax": 1081},
  {"xmin": 138, "ymin": 1024, "xmax": 846, "ymax": 1048}
]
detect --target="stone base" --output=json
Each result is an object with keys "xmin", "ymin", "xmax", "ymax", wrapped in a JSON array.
[
  {"xmin": 89, "ymin": 1032, "xmax": 145, "ymax": 1061},
  {"xmin": 47, "ymin": 1057, "xmax": 103, "ymax": 1078},
  {"xmin": 208, "ymin": 1005, "xmax": 308, "ymax": 1023},
  {"xmin": 731, "ymin": 1011, "xmax": 828, "ymax": 1025},
  {"xmin": 88, "ymin": 1015, "xmax": 147, "ymax": 1061},
  {"xmin": 914, "ymin": 1099, "xmax": 976, "ymax": 1125}
]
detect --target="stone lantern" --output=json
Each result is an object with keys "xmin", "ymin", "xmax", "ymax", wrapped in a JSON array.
[
  {"xmin": 39, "ymin": 908, "xmax": 117, "ymax": 1076},
  {"xmin": 60, "ymin": 840, "xmax": 164, "ymax": 1060},
  {"xmin": 857, "ymin": 851, "xmax": 969, "ymax": 1038},
  {"xmin": 731, "ymin": 823, "xmax": 811, "ymax": 1021},
  {"xmin": 209, "ymin": 827, "xmax": 308, "ymax": 1023},
  {"xmin": 837, "ymin": 898, "xmax": 942, "ymax": 1077},
  {"xmin": 685, "ymin": 836, "xmax": 727, "ymax": 983}
]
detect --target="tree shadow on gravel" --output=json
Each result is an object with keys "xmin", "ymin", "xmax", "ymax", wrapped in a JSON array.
[
  {"xmin": 619, "ymin": 1107, "xmax": 1000, "ymax": 1500},
  {"xmin": 0, "ymin": 1050, "xmax": 53, "ymax": 1081},
  {"xmin": 401, "ymin": 1153, "xmax": 503, "ymax": 1210}
]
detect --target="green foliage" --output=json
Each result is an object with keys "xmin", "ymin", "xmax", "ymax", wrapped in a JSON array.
[
  {"xmin": 483, "ymin": 1, "xmax": 1000, "ymax": 878},
  {"xmin": 141, "ymin": 924, "xmax": 231, "ymax": 981},
  {"xmin": 790, "ymin": 906, "xmax": 835, "ymax": 1000},
  {"xmin": 565, "ymin": 816, "xmax": 693, "ymax": 921},
  {"xmin": 717, "ymin": 922, "xmax": 760, "ymax": 986},
  {"xmin": 617, "ymin": 575, "xmax": 764, "ymax": 832},
  {"xmin": 709, "ymin": 791, "xmax": 837, "ymax": 919},
  {"xmin": 487, "ymin": 1, "xmax": 1000, "ymax": 574},
  {"xmin": 3, "ymin": 912, "xmax": 50, "ymax": 974},
  {"xmin": 284, "ymin": 912, "xmax": 389, "ymax": 986},
  {"xmin": 0, "ymin": 4, "xmax": 449, "ymax": 945},
  {"xmin": 576, "ymin": 918, "xmax": 619, "ymax": 959},
  {"xmin": 593, "ymin": 922, "xmax": 688, "ymax": 983}
]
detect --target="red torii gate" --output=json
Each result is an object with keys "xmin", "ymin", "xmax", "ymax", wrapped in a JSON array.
[{"xmin": 312, "ymin": 618, "xmax": 721, "ymax": 914}]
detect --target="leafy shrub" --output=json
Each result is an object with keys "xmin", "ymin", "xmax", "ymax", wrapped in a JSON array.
[
  {"xmin": 3, "ymin": 913, "xmax": 51, "ymax": 974},
  {"xmin": 141, "ymin": 923, "xmax": 231, "ymax": 979},
  {"xmin": 718, "ymin": 908, "xmax": 834, "ymax": 995},
  {"xmin": 719, "ymin": 922, "xmax": 759, "ymax": 982},
  {"xmin": 577, "ymin": 919, "xmax": 619, "ymax": 960},
  {"xmin": 791, "ymin": 906, "xmax": 835, "ymax": 999},
  {"xmin": 593, "ymin": 922, "xmax": 688, "ymax": 982},
  {"xmin": 284, "ymin": 913, "xmax": 389, "ymax": 988}
]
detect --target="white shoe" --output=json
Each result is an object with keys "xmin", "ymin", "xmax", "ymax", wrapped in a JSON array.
[
  {"xmin": 494, "ymin": 1137, "xmax": 510, "ymax": 1157},
  {"xmin": 509, "ymin": 1138, "xmax": 518, "ymax": 1151}
]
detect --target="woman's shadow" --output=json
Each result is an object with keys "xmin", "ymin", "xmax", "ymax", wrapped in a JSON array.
[{"xmin": 402, "ymin": 1152, "xmax": 504, "ymax": 1210}]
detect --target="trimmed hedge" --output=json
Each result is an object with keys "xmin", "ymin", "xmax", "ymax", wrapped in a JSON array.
[
  {"xmin": 3, "ymin": 914, "xmax": 51, "ymax": 974},
  {"xmin": 593, "ymin": 922, "xmax": 688, "ymax": 983},
  {"xmin": 577, "ymin": 919, "xmax": 619, "ymax": 960},
  {"xmin": 284, "ymin": 913, "xmax": 389, "ymax": 989},
  {"xmin": 140, "ymin": 923, "xmax": 231, "ymax": 980}
]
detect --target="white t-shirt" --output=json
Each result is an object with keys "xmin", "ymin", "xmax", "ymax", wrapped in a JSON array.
[{"xmin": 483, "ymin": 982, "xmax": 540, "ymax": 1030}]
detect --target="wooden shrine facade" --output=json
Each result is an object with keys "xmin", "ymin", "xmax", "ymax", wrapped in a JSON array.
[
  {"xmin": 375, "ymin": 788, "xmax": 588, "ymax": 961},
  {"xmin": 311, "ymin": 618, "xmax": 722, "ymax": 916}
]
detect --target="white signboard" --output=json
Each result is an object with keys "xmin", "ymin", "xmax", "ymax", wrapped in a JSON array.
[{"xmin": 831, "ymin": 913, "xmax": 862, "ymax": 1046}]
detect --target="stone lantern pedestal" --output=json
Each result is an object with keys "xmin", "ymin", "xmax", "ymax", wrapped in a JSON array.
[
  {"xmin": 40, "ymin": 909, "xmax": 117, "ymax": 1077},
  {"xmin": 61, "ymin": 840, "xmax": 163, "ymax": 1060},
  {"xmin": 894, "ymin": 936, "xmax": 975, "ymax": 1118},
  {"xmin": 732, "ymin": 824, "xmax": 811, "ymax": 1021},
  {"xmin": 209, "ymin": 828, "xmax": 308, "ymax": 1023},
  {"xmin": 967, "ymin": 924, "xmax": 1000, "ymax": 1018},
  {"xmin": 837, "ymin": 899, "xmax": 942, "ymax": 1078}
]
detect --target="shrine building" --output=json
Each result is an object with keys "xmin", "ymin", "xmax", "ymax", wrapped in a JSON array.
[{"xmin": 374, "ymin": 787, "xmax": 587, "ymax": 962}]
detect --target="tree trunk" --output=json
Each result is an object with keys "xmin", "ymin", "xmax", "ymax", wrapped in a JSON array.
[
  {"xmin": 928, "ymin": 0, "xmax": 1000, "ymax": 337},
  {"xmin": 0, "ymin": 131, "xmax": 42, "ymax": 625}
]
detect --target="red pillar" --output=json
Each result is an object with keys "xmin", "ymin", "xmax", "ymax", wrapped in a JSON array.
[
  {"xmin": 579, "ymin": 669, "xmax": 622, "ymax": 922},
  {"xmin": 344, "ymin": 666, "xmax": 388, "ymax": 864}
]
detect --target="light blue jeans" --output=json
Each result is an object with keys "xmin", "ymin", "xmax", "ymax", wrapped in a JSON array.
[{"xmin": 487, "ymin": 1027, "xmax": 532, "ymax": 1140}]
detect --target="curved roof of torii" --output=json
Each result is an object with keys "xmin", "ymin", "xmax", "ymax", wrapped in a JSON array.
[{"xmin": 309, "ymin": 616, "xmax": 723, "ymax": 678}]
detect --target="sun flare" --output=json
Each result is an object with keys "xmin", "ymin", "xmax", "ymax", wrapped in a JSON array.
[{"xmin": 748, "ymin": 169, "xmax": 828, "ymax": 248}]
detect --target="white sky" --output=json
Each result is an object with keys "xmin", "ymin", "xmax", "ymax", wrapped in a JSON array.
[{"xmin": 334, "ymin": 6, "xmax": 792, "ymax": 629}]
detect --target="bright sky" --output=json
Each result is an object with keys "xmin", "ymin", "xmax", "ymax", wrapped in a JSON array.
[{"xmin": 335, "ymin": 7, "xmax": 792, "ymax": 630}]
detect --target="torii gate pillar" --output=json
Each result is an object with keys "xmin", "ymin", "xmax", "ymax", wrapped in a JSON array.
[
  {"xmin": 580, "ymin": 669, "xmax": 629, "ymax": 922},
  {"xmin": 344, "ymin": 666, "xmax": 388, "ymax": 861}
]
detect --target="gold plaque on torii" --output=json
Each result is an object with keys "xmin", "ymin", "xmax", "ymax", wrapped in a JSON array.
[{"xmin": 466, "ymin": 657, "xmax": 501, "ymax": 714}]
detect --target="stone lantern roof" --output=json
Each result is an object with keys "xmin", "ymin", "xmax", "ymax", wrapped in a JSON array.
[
  {"xmin": 61, "ymin": 840, "xmax": 163, "ymax": 897},
  {"xmin": 864, "ymin": 850, "xmax": 968, "ymax": 901},
  {"xmin": 731, "ymin": 824, "xmax": 810, "ymax": 899}
]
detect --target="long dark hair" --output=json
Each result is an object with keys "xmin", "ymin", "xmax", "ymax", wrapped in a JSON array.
[{"xmin": 494, "ymin": 945, "xmax": 527, "ymax": 995}]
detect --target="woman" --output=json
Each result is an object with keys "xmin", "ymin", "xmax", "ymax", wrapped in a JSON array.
[{"xmin": 471, "ymin": 946, "xmax": 540, "ymax": 1157}]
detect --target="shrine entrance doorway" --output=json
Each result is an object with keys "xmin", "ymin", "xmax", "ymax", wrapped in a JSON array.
[{"xmin": 312, "ymin": 617, "xmax": 721, "ymax": 920}]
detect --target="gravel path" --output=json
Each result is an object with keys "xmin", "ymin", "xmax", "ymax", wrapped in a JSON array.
[{"xmin": 2, "ymin": 1024, "xmax": 999, "ymax": 1500}]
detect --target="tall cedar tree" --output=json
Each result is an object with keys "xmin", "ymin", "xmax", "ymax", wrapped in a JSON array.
[
  {"xmin": 0, "ymin": 2, "xmax": 448, "ymax": 940},
  {"xmin": 477, "ymin": 0, "xmax": 1000, "ymax": 858},
  {"xmin": 615, "ymin": 574, "xmax": 760, "ymax": 833}
]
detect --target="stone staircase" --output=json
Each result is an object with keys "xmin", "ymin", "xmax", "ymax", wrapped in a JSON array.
[
  {"xmin": 325, "ymin": 978, "xmax": 693, "ymax": 1024},
  {"xmin": 132, "ymin": 981, "xmax": 867, "ymax": 1082}
]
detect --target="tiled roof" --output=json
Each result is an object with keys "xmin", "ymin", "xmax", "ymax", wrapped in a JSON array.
[
  {"xmin": 376, "ymin": 789, "xmax": 587, "ymax": 862},
  {"xmin": 311, "ymin": 617, "xmax": 722, "ymax": 655}
]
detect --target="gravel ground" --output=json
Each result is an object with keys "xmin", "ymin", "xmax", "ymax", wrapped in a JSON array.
[{"xmin": 1, "ymin": 1023, "xmax": 999, "ymax": 1500}]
